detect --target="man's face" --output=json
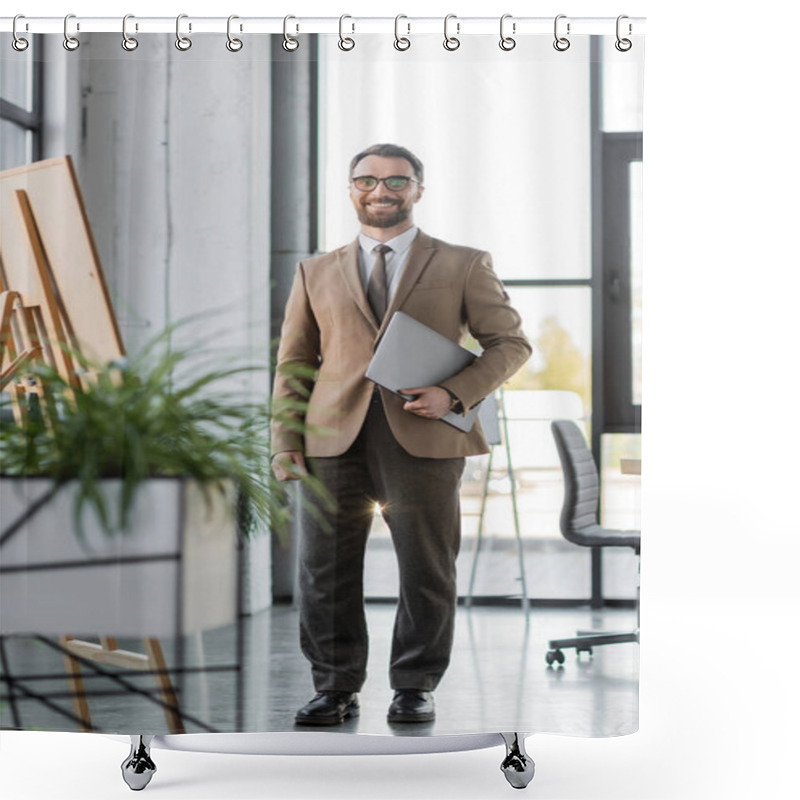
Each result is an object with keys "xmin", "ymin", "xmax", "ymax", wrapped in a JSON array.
[{"xmin": 349, "ymin": 155, "xmax": 424, "ymax": 229}]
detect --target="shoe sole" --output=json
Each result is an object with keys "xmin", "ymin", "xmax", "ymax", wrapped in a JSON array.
[
  {"xmin": 295, "ymin": 706, "xmax": 360, "ymax": 726},
  {"xmin": 386, "ymin": 712, "xmax": 435, "ymax": 724}
]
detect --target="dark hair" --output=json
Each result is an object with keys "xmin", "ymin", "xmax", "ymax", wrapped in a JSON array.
[{"xmin": 349, "ymin": 144, "xmax": 424, "ymax": 184}]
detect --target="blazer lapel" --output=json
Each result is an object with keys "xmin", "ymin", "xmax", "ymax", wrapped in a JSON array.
[
  {"xmin": 379, "ymin": 230, "xmax": 437, "ymax": 336},
  {"xmin": 336, "ymin": 238, "xmax": 379, "ymax": 331}
]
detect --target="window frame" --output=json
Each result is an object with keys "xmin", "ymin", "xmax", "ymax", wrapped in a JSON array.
[
  {"xmin": 600, "ymin": 134, "xmax": 642, "ymax": 435},
  {"xmin": 589, "ymin": 36, "xmax": 643, "ymax": 607},
  {"xmin": 1, "ymin": 34, "xmax": 44, "ymax": 165}
]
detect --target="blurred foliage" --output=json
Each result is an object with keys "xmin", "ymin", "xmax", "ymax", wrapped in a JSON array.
[
  {"xmin": 506, "ymin": 315, "xmax": 591, "ymax": 414},
  {"xmin": 0, "ymin": 324, "xmax": 329, "ymax": 540}
]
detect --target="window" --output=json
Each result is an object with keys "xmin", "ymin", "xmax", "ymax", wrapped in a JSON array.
[
  {"xmin": 0, "ymin": 33, "xmax": 42, "ymax": 169},
  {"xmin": 309, "ymin": 34, "xmax": 642, "ymax": 604}
]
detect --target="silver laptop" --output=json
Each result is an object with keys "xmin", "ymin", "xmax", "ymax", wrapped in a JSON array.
[{"xmin": 366, "ymin": 311, "xmax": 482, "ymax": 432}]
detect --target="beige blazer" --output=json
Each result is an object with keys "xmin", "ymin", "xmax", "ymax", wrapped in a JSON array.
[{"xmin": 270, "ymin": 230, "xmax": 531, "ymax": 459}]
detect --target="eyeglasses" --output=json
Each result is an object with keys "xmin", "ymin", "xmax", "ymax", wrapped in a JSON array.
[{"xmin": 350, "ymin": 175, "xmax": 418, "ymax": 192}]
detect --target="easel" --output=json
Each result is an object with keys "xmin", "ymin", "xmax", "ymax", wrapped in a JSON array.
[
  {"xmin": 0, "ymin": 156, "xmax": 185, "ymax": 733},
  {"xmin": 0, "ymin": 289, "xmax": 44, "ymax": 423}
]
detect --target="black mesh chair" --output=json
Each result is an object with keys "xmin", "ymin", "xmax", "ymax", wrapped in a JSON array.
[{"xmin": 546, "ymin": 420, "xmax": 640, "ymax": 666}]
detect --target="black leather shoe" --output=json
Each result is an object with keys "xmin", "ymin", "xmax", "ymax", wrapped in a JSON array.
[
  {"xmin": 387, "ymin": 689, "xmax": 435, "ymax": 723},
  {"xmin": 295, "ymin": 692, "xmax": 359, "ymax": 726}
]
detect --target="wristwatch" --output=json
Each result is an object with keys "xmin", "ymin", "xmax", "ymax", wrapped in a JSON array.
[{"xmin": 440, "ymin": 387, "xmax": 465, "ymax": 415}]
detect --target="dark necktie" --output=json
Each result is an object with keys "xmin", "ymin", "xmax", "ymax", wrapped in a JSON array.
[{"xmin": 367, "ymin": 244, "xmax": 392, "ymax": 324}]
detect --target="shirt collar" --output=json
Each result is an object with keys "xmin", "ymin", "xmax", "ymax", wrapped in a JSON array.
[{"xmin": 358, "ymin": 226, "xmax": 418, "ymax": 256}]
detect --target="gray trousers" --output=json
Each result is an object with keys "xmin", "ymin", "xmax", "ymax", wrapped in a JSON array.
[{"xmin": 299, "ymin": 392, "xmax": 465, "ymax": 693}]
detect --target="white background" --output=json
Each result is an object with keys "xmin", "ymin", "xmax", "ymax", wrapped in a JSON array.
[{"xmin": 2, "ymin": 1, "xmax": 798, "ymax": 798}]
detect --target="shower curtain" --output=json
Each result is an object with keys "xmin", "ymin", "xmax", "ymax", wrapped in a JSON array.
[{"xmin": 0, "ymin": 12, "xmax": 644, "ymax": 781}]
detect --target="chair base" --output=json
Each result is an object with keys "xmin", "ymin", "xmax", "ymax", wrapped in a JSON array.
[{"xmin": 546, "ymin": 629, "xmax": 639, "ymax": 665}]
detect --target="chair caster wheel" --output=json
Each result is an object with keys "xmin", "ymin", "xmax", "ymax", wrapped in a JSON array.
[
  {"xmin": 546, "ymin": 649, "xmax": 565, "ymax": 666},
  {"xmin": 500, "ymin": 733, "xmax": 535, "ymax": 789},
  {"xmin": 121, "ymin": 736, "xmax": 156, "ymax": 791}
]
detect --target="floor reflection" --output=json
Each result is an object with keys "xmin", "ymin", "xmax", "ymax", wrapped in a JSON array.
[{"xmin": 1, "ymin": 605, "xmax": 638, "ymax": 737}]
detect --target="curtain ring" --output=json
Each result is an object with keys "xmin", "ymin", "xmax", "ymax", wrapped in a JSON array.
[
  {"xmin": 122, "ymin": 14, "xmax": 139, "ymax": 51},
  {"xmin": 615, "ymin": 15, "xmax": 632, "ymax": 52},
  {"xmin": 338, "ymin": 14, "xmax": 355, "ymax": 51},
  {"xmin": 499, "ymin": 13, "xmax": 516, "ymax": 51},
  {"xmin": 553, "ymin": 14, "xmax": 571, "ymax": 52},
  {"xmin": 12, "ymin": 15, "xmax": 29, "ymax": 52},
  {"xmin": 443, "ymin": 14, "xmax": 460, "ymax": 51},
  {"xmin": 63, "ymin": 13, "xmax": 80, "ymax": 51},
  {"xmin": 283, "ymin": 15, "xmax": 299, "ymax": 51},
  {"xmin": 227, "ymin": 15, "xmax": 243, "ymax": 51},
  {"xmin": 175, "ymin": 14, "xmax": 192, "ymax": 51},
  {"xmin": 394, "ymin": 15, "xmax": 411, "ymax": 51}
]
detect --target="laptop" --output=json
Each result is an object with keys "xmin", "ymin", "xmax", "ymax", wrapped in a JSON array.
[{"xmin": 366, "ymin": 311, "xmax": 483, "ymax": 432}]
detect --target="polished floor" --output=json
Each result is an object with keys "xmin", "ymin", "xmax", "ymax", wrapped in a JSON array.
[{"xmin": 0, "ymin": 604, "xmax": 638, "ymax": 738}]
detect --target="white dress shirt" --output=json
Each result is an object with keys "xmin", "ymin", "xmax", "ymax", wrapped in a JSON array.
[{"xmin": 357, "ymin": 226, "xmax": 419, "ymax": 303}]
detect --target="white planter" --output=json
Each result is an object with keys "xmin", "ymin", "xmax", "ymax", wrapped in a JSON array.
[{"xmin": 0, "ymin": 477, "xmax": 239, "ymax": 638}]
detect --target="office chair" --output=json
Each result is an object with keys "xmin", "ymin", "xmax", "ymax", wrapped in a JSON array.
[{"xmin": 546, "ymin": 420, "xmax": 640, "ymax": 665}]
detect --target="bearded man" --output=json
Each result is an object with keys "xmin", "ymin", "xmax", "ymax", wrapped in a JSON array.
[{"xmin": 271, "ymin": 143, "xmax": 531, "ymax": 726}]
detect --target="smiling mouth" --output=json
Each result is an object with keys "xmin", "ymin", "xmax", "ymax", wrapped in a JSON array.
[{"xmin": 357, "ymin": 198, "xmax": 409, "ymax": 228}]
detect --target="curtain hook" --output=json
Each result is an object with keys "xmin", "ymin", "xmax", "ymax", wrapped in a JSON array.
[
  {"xmin": 394, "ymin": 14, "xmax": 411, "ymax": 51},
  {"xmin": 283, "ymin": 15, "xmax": 299, "ymax": 51},
  {"xmin": 615, "ymin": 15, "xmax": 633, "ymax": 52},
  {"xmin": 443, "ymin": 14, "xmax": 460, "ymax": 51},
  {"xmin": 499, "ymin": 13, "xmax": 516, "ymax": 51},
  {"xmin": 122, "ymin": 14, "xmax": 139, "ymax": 51},
  {"xmin": 63, "ymin": 13, "xmax": 80, "ymax": 51},
  {"xmin": 12, "ymin": 15, "xmax": 29, "ymax": 52},
  {"xmin": 553, "ymin": 14, "xmax": 571, "ymax": 52},
  {"xmin": 175, "ymin": 13, "xmax": 192, "ymax": 51},
  {"xmin": 338, "ymin": 14, "xmax": 355, "ymax": 51},
  {"xmin": 227, "ymin": 15, "xmax": 243, "ymax": 52}
]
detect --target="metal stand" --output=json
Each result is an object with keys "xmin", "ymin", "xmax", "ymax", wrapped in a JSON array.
[
  {"xmin": 121, "ymin": 735, "xmax": 156, "ymax": 791},
  {"xmin": 500, "ymin": 732, "xmax": 535, "ymax": 789},
  {"xmin": 466, "ymin": 389, "xmax": 529, "ymax": 612},
  {"xmin": 113, "ymin": 731, "xmax": 534, "ymax": 790}
]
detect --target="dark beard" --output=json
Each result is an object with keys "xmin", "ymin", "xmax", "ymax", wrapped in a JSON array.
[{"xmin": 356, "ymin": 202, "xmax": 409, "ymax": 229}]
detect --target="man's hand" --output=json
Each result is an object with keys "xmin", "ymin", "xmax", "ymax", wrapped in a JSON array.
[
  {"xmin": 271, "ymin": 450, "xmax": 308, "ymax": 482},
  {"xmin": 400, "ymin": 386, "xmax": 453, "ymax": 420}
]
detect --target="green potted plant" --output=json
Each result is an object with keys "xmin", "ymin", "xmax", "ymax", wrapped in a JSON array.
[{"xmin": 0, "ymin": 326, "xmax": 317, "ymax": 638}]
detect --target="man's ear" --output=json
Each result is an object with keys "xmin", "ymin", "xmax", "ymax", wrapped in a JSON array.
[{"xmin": 414, "ymin": 184, "xmax": 425, "ymax": 203}]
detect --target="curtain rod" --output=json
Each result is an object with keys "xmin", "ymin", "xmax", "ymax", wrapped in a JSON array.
[{"xmin": 1, "ymin": 16, "xmax": 645, "ymax": 36}]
